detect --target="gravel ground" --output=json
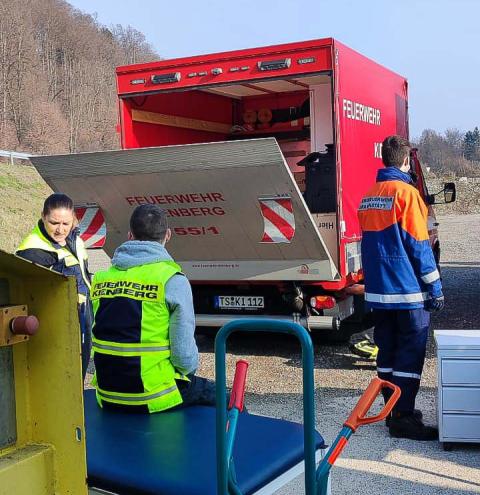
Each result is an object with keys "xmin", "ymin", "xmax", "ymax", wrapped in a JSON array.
[{"xmin": 87, "ymin": 214, "xmax": 480, "ymax": 494}]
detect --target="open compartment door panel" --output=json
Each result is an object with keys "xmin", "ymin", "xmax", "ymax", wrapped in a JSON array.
[{"xmin": 31, "ymin": 138, "xmax": 338, "ymax": 281}]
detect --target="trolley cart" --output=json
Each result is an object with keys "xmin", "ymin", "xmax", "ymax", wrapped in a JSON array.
[{"xmin": 215, "ymin": 319, "xmax": 400, "ymax": 495}]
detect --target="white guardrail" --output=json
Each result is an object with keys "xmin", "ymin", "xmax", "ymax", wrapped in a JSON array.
[{"xmin": 0, "ymin": 150, "xmax": 33, "ymax": 164}]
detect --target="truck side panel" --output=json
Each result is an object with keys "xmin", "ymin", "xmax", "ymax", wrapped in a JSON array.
[{"xmin": 334, "ymin": 40, "xmax": 408, "ymax": 277}]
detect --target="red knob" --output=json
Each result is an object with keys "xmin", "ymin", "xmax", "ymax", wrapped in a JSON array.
[{"xmin": 10, "ymin": 315, "xmax": 40, "ymax": 336}]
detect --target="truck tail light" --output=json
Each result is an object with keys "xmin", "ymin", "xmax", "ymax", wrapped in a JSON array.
[{"xmin": 310, "ymin": 295, "xmax": 335, "ymax": 310}]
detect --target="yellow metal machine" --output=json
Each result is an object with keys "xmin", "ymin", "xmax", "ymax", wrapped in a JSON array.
[{"xmin": 0, "ymin": 250, "xmax": 87, "ymax": 495}]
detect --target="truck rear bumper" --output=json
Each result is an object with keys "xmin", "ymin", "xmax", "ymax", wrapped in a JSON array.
[{"xmin": 195, "ymin": 314, "xmax": 340, "ymax": 331}]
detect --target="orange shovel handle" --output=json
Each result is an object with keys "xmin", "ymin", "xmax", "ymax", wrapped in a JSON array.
[{"xmin": 343, "ymin": 377, "xmax": 401, "ymax": 431}]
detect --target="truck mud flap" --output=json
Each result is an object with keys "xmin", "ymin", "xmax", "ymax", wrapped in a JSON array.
[{"xmin": 31, "ymin": 138, "xmax": 338, "ymax": 281}]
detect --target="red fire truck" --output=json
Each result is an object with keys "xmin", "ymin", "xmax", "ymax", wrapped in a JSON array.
[{"xmin": 32, "ymin": 38, "xmax": 453, "ymax": 340}]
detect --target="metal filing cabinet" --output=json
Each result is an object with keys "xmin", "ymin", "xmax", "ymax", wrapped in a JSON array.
[{"xmin": 434, "ymin": 330, "xmax": 480, "ymax": 450}]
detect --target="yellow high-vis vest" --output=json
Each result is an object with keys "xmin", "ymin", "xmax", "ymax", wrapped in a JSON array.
[
  {"xmin": 90, "ymin": 260, "xmax": 184, "ymax": 413},
  {"xmin": 17, "ymin": 223, "xmax": 90, "ymax": 303}
]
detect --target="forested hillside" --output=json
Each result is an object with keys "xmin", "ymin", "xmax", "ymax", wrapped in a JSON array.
[
  {"xmin": 0, "ymin": 0, "xmax": 158, "ymax": 154},
  {"xmin": 414, "ymin": 128, "xmax": 480, "ymax": 177}
]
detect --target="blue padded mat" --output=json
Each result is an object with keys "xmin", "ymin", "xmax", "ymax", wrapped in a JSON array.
[{"xmin": 84, "ymin": 389, "xmax": 325, "ymax": 495}]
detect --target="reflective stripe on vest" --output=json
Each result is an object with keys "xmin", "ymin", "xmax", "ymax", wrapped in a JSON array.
[
  {"xmin": 91, "ymin": 260, "xmax": 183, "ymax": 412},
  {"xmin": 96, "ymin": 384, "xmax": 178, "ymax": 403},
  {"xmin": 92, "ymin": 339, "xmax": 170, "ymax": 355}
]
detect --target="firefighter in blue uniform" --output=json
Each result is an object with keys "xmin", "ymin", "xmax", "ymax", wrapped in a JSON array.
[
  {"xmin": 16, "ymin": 193, "xmax": 92, "ymax": 380},
  {"xmin": 358, "ymin": 135, "xmax": 444, "ymax": 441}
]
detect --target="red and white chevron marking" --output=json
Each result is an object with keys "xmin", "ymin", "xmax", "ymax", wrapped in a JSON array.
[
  {"xmin": 75, "ymin": 207, "xmax": 106, "ymax": 248},
  {"xmin": 259, "ymin": 197, "xmax": 295, "ymax": 243}
]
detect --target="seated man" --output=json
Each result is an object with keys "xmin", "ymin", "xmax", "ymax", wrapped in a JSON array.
[{"xmin": 90, "ymin": 204, "xmax": 215, "ymax": 413}]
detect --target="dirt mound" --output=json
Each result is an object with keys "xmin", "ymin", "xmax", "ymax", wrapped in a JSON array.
[{"xmin": 427, "ymin": 177, "xmax": 480, "ymax": 215}]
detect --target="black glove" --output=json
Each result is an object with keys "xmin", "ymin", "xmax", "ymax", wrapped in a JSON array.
[{"xmin": 425, "ymin": 295, "xmax": 445, "ymax": 312}]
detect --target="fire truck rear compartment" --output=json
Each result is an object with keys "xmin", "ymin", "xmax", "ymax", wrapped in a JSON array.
[{"xmin": 122, "ymin": 73, "xmax": 337, "ymax": 216}]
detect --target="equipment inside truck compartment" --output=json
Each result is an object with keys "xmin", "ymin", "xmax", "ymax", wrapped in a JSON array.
[{"xmin": 122, "ymin": 73, "xmax": 336, "ymax": 214}]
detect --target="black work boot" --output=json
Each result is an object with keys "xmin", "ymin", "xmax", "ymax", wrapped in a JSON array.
[
  {"xmin": 386, "ymin": 408, "xmax": 422, "ymax": 427},
  {"xmin": 388, "ymin": 411, "xmax": 438, "ymax": 441}
]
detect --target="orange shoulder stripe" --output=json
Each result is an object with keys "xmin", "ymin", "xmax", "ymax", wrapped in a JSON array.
[{"xmin": 395, "ymin": 183, "xmax": 429, "ymax": 241}]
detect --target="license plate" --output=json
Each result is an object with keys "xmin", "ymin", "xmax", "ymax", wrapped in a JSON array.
[{"xmin": 215, "ymin": 295, "xmax": 264, "ymax": 310}]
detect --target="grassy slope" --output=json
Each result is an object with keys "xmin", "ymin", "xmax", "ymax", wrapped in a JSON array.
[{"xmin": 0, "ymin": 161, "xmax": 52, "ymax": 253}]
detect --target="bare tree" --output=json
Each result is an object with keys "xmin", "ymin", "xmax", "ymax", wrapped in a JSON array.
[
  {"xmin": 111, "ymin": 24, "xmax": 158, "ymax": 65},
  {"xmin": 414, "ymin": 128, "xmax": 479, "ymax": 177},
  {"xmin": 0, "ymin": 0, "xmax": 158, "ymax": 154},
  {"xmin": 0, "ymin": 0, "xmax": 39, "ymax": 147}
]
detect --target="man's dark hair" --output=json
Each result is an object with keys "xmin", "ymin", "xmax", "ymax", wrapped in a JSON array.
[
  {"xmin": 381, "ymin": 135, "xmax": 411, "ymax": 168},
  {"xmin": 129, "ymin": 205, "xmax": 168, "ymax": 242},
  {"xmin": 42, "ymin": 193, "xmax": 73, "ymax": 216}
]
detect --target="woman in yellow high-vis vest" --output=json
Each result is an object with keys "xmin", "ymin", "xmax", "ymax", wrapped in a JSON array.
[{"xmin": 16, "ymin": 193, "xmax": 92, "ymax": 380}]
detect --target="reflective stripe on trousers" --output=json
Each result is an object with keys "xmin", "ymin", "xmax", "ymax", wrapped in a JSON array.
[
  {"xmin": 373, "ymin": 308, "xmax": 430, "ymax": 412},
  {"xmin": 377, "ymin": 368, "xmax": 421, "ymax": 380}
]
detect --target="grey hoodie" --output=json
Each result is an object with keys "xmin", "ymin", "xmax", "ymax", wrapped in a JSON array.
[{"xmin": 112, "ymin": 240, "xmax": 198, "ymax": 375}]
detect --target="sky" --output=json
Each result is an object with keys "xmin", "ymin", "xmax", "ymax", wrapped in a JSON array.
[{"xmin": 68, "ymin": 0, "xmax": 480, "ymax": 138}]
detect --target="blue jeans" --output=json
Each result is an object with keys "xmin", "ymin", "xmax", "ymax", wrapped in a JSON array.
[
  {"xmin": 173, "ymin": 374, "xmax": 217, "ymax": 408},
  {"xmin": 175, "ymin": 375, "xmax": 242, "ymax": 412},
  {"xmin": 101, "ymin": 374, "xmax": 219, "ymax": 414}
]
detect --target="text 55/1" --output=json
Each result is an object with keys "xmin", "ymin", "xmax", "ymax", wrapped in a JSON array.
[{"xmin": 173, "ymin": 226, "xmax": 220, "ymax": 236}]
